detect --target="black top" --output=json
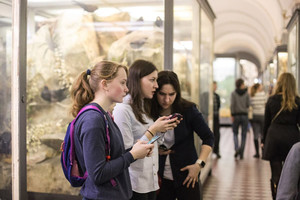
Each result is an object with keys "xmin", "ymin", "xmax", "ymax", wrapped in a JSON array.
[
  {"xmin": 263, "ymin": 95, "xmax": 300, "ymax": 143},
  {"xmin": 158, "ymin": 105, "xmax": 214, "ymax": 187},
  {"xmin": 74, "ymin": 103, "xmax": 135, "ymax": 200}
]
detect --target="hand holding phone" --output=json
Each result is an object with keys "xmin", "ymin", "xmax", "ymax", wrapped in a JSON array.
[{"xmin": 168, "ymin": 113, "xmax": 183, "ymax": 121}]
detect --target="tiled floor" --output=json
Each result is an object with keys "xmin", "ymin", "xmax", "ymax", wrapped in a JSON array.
[{"xmin": 203, "ymin": 127, "xmax": 272, "ymax": 200}]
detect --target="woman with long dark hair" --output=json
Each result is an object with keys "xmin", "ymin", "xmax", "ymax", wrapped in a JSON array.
[
  {"xmin": 113, "ymin": 60, "xmax": 179, "ymax": 200},
  {"xmin": 262, "ymin": 72, "xmax": 300, "ymax": 200},
  {"xmin": 150, "ymin": 71, "xmax": 214, "ymax": 200}
]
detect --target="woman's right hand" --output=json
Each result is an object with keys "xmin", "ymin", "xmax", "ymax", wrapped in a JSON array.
[
  {"xmin": 150, "ymin": 116, "xmax": 180, "ymax": 133},
  {"xmin": 130, "ymin": 140, "xmax": 154, "ymax": 160},
  {"xmin": 158, "ymin": 148, "xmax": 172, "ymax": 155}
]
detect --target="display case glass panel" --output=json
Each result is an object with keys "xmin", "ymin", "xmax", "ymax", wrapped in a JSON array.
[
  {"xmin": 213, "ymin": 57, "xmax": 235, "ymax": 122},
  {"xmin": 263, "ymin": 67, "xmax": 271, "ymax": 95},
  {"xmin": 278, "ymin": 52, "xmax": 288, "ymax": 75},
  {"xmin": 288, "ymin": 23, "xmax": 298, "ymax": 80},
  {"xmin": 26, "ymin": 0, "xmax": 163, "ymax": 195},
  {"xmin": 199, "ymin": 8, "xmax": 213, "ymax": 124},
  {"xmin": 269, "ymin": 62, "xmax": 277, "ymax": 92},
  {"xmin": 240, "ymin": 59, "xmax": 258, "ymax": 87},
  {"xmin": 173, "ymin": 0, "xmax": 200, "ymax": 105},
  {"xmin": 0, "ymin": 1, "xmax": 12, "ymax": 199}
]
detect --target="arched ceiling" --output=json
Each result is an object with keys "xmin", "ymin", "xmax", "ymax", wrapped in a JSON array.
[{"xmin": 208, "ymin": 0, "xmax": 297, "ymax": 70}]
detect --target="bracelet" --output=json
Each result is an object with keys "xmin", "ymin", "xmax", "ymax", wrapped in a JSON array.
[{"xmin": 146, "ymin": 129, "xmax": 154, "ymax": 137}]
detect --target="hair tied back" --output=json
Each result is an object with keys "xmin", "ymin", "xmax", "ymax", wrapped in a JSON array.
[{"xmin": 86, "ymin": 69, "xmax": 91, "ymax": 75}]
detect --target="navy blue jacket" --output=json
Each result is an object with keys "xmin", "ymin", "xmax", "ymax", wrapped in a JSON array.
[
  {"xmin": 158, "ymin": 105, "xmax": 214, "ymax": 187},
  {"xmin": 74, "ymin": 103, "xmax": 135, "ymax": 200}
]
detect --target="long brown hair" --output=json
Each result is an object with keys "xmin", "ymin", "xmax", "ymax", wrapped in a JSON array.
[
  {"xmin": 250, "ymin": 83, "xmax": 260, "ymax": 97},
  {"xmin": 127, "ymin": 59, "xmax": 157, "ymax": 124},
  {"xmin": 149, "ymin": 71, "xmax": 195, "ymax": 120},
  {"xmin": 273, "ymin": 72, "xmax": 298, "ymax": 111},
  {"xmin": 70, "ymin": 61, "xmax": 128, "ymax": 117}
]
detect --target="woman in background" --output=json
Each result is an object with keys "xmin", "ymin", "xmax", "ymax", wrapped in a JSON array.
[
  {"xmin": 150, "ymin": 71, "xmax": 214, "ymax": 200},
  {"xmin": 262, "ymin": 72, "xmax": 300, "ymax": 200},
  {"xmin": 113, "ymin": 60, "xmax": 179, "ymax": 200},
  {"xmin": 71, "ymin": 61, "xmax": 154, "ymax": 200},
  {"xmin": 250, "ymin": 83, "xmax": 266, "ymax": 158}
]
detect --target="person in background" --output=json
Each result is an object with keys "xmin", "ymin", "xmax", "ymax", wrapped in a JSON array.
[
  {"xmin": 276, "ymin": 142, "xmax": 300, "ymax": 200},
  {"xmin": 213, "ymin": 81, "xmax": 221, "ymax": 158},
  {"xmin": 262, "ymin": 72, "xmax": 300, "ymax": 200},
  {"xmin": 113, "ymin": 60, "xmax": 179, "ymax": 200},
  {"xmin": 71, "ymin": 61, "xmax": 154, "ymax": 200},
  {"xmin": 250, "ymin": 83, "xmax": 266, "ymax": 158},
  {"xmin": 230, "ymin": 78, "xmax": 250, "ymax": 160},
  {"xmin": 150, "ymin": 71, "xmax": 214, "ymax": 200}
]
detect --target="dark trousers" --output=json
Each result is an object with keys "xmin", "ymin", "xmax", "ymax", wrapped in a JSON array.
[
  {"xmin": 157, "ymin": 178, "xmax": 201, "ymax": 200},
  {"xmin": 130, "ymin": 191, "xmax": 156, "ymax": 200},
  {"xmin": 232, "ymin": 115, "xmax": 248, "ymax": 157},
  {"xmin": 213, "ymin": 115, "xmax": 220, "ymax": 154}
]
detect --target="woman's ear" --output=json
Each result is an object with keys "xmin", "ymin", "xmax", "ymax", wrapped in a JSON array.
[{"xmin": 99, "ymin": 79, "xmax": 109, "ymax": 91}]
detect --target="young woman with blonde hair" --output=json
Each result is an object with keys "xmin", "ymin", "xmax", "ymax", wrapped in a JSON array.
[
  {"xmin": 262, "ymin": 72, "xmax": 300, "ymax": 200},
  {"xmin": 71, "ymin": 61, "xmax": 154, "ymax": 200}
]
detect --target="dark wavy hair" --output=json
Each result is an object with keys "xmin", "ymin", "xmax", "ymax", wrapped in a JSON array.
[
  {"xmin": 149, "ymin": 71, "xmax": 195, "ymax": 120},
  {"xmin": 127, "ymin": 59, "xmax": 157, "ymax": 124}
]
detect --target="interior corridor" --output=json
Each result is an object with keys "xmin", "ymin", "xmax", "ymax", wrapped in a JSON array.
[{"xmin": 203, "ymin": 127, "xmax": 272, "ymax": 200}]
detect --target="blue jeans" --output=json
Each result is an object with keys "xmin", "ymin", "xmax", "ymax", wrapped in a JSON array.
[{"xmin": 232, "ymin": 115, "xmax": 248, "ymax": 156}]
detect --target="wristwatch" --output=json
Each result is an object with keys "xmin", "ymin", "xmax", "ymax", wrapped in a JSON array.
[{"xmin": 196, "ymin": 159, "xmax": 206, "ymax": 168}]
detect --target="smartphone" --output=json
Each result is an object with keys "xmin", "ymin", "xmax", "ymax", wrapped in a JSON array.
[
  {"xmin": 169, "ymin": 113, "xmax": 183, "ymax": 121},
  {"xmin": 147, "ymin": 135, "xmax": 162, "ymax": 144}
]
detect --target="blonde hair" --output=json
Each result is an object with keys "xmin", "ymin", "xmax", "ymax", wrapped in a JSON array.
[
  {"xmin": 70, "ymin": 61, "xmax": 128, "ymax": 117},
  {"xmin": 274, "ymin": 72, "xmax": 298, "ymax": 111}
]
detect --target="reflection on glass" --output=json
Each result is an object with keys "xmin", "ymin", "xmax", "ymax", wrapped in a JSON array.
[
  {"xmin": 199, "ymin": 9, "xmax": 213, "ymax": 123},
  {"xmin": 240, "ymin": 59, "xmax": 258, "ymax": 87},
  {"xmin": 213, "ymin": 58, "xmax": 235, "ymax": 119},
  {"xmin": 288, "ymin": 24, "xmax": 297, "ymax": 80},
  {"xmin": 26, "ymin": 0, "xmax": 163, "ymax": 195},
  {"xmin": 263, "ymin": 67, "xmax": 271, "ymax": 94},
  {"xmin": 278, "ymin": 52, "xmax": 288, "ymax": 75},
  {"xmin": 173, "ymin": 0, "xmax": 199, "ymax": 104},
  {"xmin": 0, "ymin": 1, "xmax": 12, "ymax": 198}
]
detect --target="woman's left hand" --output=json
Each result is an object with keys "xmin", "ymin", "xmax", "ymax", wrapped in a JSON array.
[
  {"xmin": 146, "ymin": 146, "xmax": 154, "ymax": 157},
  {"xmin": 180, "ymin": 164, "xmax": 201, "ymax": 188}
]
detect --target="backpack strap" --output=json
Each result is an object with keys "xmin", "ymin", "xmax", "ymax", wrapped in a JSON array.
[{"xmin": 73, "ymin": 105, "xmax": 116, "ymax": 186}]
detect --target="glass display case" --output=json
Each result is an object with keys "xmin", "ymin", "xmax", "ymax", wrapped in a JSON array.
[
  {"xmin": 173, "ymin": 0, "xmax": 199, "ymax": 104},
  {"xmin": 198, "ymin": 5, "xmax": 214, "ymax": 183},
  {"xmin": 287, "ymin": 9, "xmax": 300, "ymax": 91},
  {"xmin": 172, "ymin": 0, "xmax": 215, "ymax": 186},
  {"xmin": 0, "ymin": 1, "xmax": 12, "ymax": 199},
  {"xmin": 199, "ymin": 7, "xmax": 213, "ymax": 126},
  {"xmin": 213, "ymin": 57, "xmax": 236, "ymax": 124},
  {"xmin": 26, "ymin": 0, "xmax": 164, "ymax": 196},
  {"xmin": 272, "ymin": 45, "xmax": 288, "ymax": 76},
  {"xmin": 262, "ymin": 65, "xmax": 271, "ymax": 95}
]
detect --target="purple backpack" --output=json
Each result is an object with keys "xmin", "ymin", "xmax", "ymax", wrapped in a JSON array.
[{"xmin": 60, "ymin": 105, "xmax": 116, "ymax": 187}]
